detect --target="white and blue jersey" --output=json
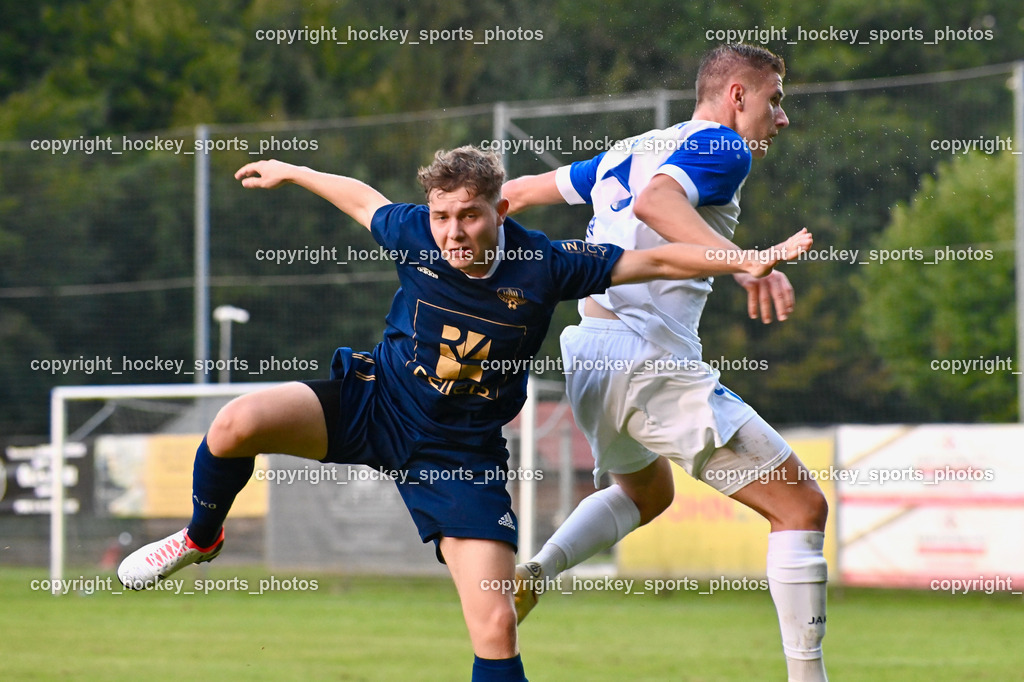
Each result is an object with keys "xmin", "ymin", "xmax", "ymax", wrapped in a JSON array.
[
  {"xmin": 555, "ymin": 121, "xmax": 752, "ymax": 360},
  {"xmin": 332, "ymin": 203, "xmax": 623, "ymax": 447}
]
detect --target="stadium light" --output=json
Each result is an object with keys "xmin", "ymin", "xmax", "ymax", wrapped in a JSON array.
[{"xmin": 213, "ymin": 305, "xmax": 249, "ymax": 383}]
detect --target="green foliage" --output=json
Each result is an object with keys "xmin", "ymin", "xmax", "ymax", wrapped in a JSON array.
[
  {"xmin": 854, "ymin": 152, "xmax": 1016, "ymax": 421},
  {"xmin": 1, "ymin": 0, "xmax": 1023, "ymax": 431}
]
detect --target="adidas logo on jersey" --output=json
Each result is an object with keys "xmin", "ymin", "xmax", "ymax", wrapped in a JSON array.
[
  {"xmin": 417, "ymin": 266, "xmax": 438, "ymax": 278},
  {"xmin": 498, "ymin": 512, "xmax": 516, "ymax": 530}
]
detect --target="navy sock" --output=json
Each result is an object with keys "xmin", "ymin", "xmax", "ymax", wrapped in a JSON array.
[
  {"xmin": 471, "ymin": 654, "xmax": 526, "ymax": 682},
  {"xmin": 187, "ymin": 436, "xmax": 254, "ymax": 547}
]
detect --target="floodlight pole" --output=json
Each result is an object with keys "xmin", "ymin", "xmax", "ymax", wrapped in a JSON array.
[
  {"xmin": 1014, "ymin": 62, "xmax": 1024, "ymax": 422},
  {"xmin": 493, "ymin": 101, "xmax": 508, "ymax": 173},
  {"xmin": 654, "ymin": 89, "xmax": 670, "ymax": 129},
  {"xmin": 194, "ymin": 124, "xmax": 211, "ymax": 385}
]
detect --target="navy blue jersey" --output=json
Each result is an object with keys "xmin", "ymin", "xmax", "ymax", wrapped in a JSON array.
[{"xmin": 332, "ymin": 203, "xmax": 624, "ymax": 445}]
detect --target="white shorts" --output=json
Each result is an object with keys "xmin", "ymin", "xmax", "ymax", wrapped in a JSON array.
[{"xmin": 561, "ymin": 317, "xmax": 792, "ymax": 495}]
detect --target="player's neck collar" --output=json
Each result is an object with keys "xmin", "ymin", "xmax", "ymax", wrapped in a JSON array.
[{"xmin": 463, "ymin": 223, "xmax": 505, "ymax": 280}]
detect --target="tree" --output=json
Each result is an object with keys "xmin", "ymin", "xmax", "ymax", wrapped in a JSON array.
[{"xmin": 854, "ymin": 151, "xmax": 1016, "ymax": 421}]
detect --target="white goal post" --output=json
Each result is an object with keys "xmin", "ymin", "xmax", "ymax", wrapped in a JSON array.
[
  {"xmin": 47, "ymin": 380, "xmax": 544, "ymax": 591},
  {"xmin": 48, "ymin": 382, "xmax": 279, "ymax": 590}
]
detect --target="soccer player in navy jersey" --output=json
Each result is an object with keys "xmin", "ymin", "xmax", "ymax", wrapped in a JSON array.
[
  {"xmin": 117, "ymin": 145, "xmax": 810, "ymax": 682},
  {"xmin": 503, "ymin": 45, "xmax": 830, "ymax": 681}
]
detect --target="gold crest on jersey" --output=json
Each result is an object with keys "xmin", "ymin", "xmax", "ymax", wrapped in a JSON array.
[{"xmin": 497, "ymin": 287, "xmax": 527, "ymax": 310}]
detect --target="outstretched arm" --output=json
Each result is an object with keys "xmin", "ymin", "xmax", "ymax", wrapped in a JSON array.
[
  {"xmin": 234, "ymin": 160, "xmax": 390, "ymax": 230},
  {"xmin": 610, "ymin": 229, "xmax": 812, "ymax": 285},
  {"xmin": 634, "ymin": 174, "xmax": 746, "ymax": 251},
  {"xmin": 637, "ymin": 174, "xmax": 803, "ymax": 323},
  {"xmin": 502, "ymin": 171, "xmax": 564, "ymax": 214},
  {"xmin": 507, "ymin": 165, "xmax": 808, "ymax": 319},
  {"xmin": 508, "ymin": 169, "xmax": 783, "ymax": 264}
]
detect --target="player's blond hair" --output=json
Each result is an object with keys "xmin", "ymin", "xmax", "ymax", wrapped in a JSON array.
[
  {"xmin": 417, "ymin": 146, "xmax": 505, "ymax": 206},
  {"xmin": 696, "ymin": 44, "xmax": 786, "ymax": 104}
]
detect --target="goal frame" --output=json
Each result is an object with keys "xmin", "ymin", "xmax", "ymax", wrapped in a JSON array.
[
  {"xmin": 48, "ymin": 382, "xmax": 280, "ymax": 591},
  {"xmin": 47, "ymin": 380, "xmax": 546, "ymax": 592}
]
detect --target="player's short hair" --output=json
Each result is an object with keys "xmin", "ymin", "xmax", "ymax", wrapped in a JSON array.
[
  {"xmin": 418, "ymin": 146, "xmax": 505, "ymax": 206},
  {"xmin": 695, "ymin": 44, "xmax": 786, "ymax": 104}
]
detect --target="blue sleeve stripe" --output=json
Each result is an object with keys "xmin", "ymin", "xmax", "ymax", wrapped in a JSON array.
[
  {"xmin": 561, "ymin": 152, "xmax": 606, "ymax": 204},
  {"xmin": 660, "ymin": 127, "xmax": 750, "ymax": 207},
  {"xmin": 556, "ymin": 165, "xmax": 586, "ymax": 204}
]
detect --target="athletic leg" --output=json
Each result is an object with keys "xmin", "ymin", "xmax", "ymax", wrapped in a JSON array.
[
  {"xmin": 531, "ymin": 321, "xmax": 672, "ymax": 578},
  {"xmin": 119, "ymin": 382, "xmax": 329, "ymax": 587},
  {"xmin": 189, "ymin": 381, "xmax": 328, "ymax": 543},
  {"xmin": 204, "ymin": 381, "xmax": 329, "ymax": 460},
  {"xmin": 722, "ymin": 437, "xmax": 829, "ymax": 682},
  {"xmin": 530, "ymin": 456, "xmax": 672, "ymax": 578},
  {"xmin": 440, "ymin": 537, "xmax": 526, "ymax": 681}
]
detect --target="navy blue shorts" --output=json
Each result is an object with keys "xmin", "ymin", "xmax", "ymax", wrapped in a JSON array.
[{"xmin": 301, "ymin": 348, "xmax": 518, "ymax": 562}]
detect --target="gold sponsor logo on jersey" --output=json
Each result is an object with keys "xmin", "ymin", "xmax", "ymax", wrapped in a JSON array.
[
  {"xmin": 560, "ymin": 240, "xmax": 609, "ymax": 257},
  {"xmin": 410, "ymin": 301, "xmax": 527, "ymax": 401},
  {"xmin": 412, "ymin": 366, "xmax": 493, "ymax": 399},
  {"xmin": 433, "ymin": 325, "xmax": 491, "ymax": 389}
]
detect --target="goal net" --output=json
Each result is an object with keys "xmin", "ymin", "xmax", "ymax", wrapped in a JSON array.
[{"xmin": 44, "ymin": 382, "xmax": 277, "ymax": 590}]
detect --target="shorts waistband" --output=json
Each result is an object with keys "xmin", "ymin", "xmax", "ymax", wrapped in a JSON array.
[{"xmin": 577, "ymin": 316, "xmax": 635, "ymax": 332}]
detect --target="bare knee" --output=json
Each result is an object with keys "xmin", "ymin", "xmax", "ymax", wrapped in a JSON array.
[
  {"xmin": 632, "ymin": 484, "xmax": 673, "ymax": 525},
  {"xmin": 468, "ymin": 602, "xmax": 518, "ymax": 657},
  {"xmin": 803, "ymin": 488, "xmax": 829, "ymax": 531},
  {"xmin": 207, "ymin": 397, "xmax": 259, "ymax": 457},
  {"xmin": 616, "ymin": 458, "xmax": 675, "ymax": 525},
  {"xmin": 776, "ymin": 486, "xmax": 828, "ymax": 532}
]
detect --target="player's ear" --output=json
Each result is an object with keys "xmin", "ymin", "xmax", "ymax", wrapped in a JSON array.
[
  {"xmin": 729, "ymin": 82, "xmax": 746, "ymax": 110},
  {"xmin": 495, "ymin": 197, "xmax": 510, "ymax": 224}
]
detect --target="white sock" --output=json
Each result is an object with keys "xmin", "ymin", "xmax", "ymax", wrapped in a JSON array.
[
  {"xmin": 766, "ymin": 530, "xmax": 829, "ymax": 682},
  {"xmin": 531, "ymin": 485, "xmax": 641, "ymax": 578}
]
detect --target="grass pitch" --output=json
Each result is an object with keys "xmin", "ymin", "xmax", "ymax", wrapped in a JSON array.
[{"xmin": 1, "ymin": 565, "xmax": 1020, "ymax": 681}]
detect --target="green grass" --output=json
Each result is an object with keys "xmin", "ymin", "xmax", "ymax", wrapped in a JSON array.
[{"xmin": 1, "ymin": 565, "xmax": 1021, "ymax": 681}]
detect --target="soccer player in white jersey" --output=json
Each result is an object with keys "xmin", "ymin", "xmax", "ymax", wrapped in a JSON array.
[{"xmin": 502, "ymin": 44, "xmax": 829, "ymax": 682}]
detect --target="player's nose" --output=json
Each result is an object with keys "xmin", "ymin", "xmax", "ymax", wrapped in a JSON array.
[
  {"xmin": 776, "ymin": 107, "xmax": 789, "ymax": 129},
  {"xmin": 447, "ymin": 220, "xmax": 467, "ymax": 241}
]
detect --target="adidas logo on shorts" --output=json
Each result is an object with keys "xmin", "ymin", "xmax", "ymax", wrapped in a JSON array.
[{"xmin": 498, "ymin": 512, "xmax": 516, "ymax": 530}]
